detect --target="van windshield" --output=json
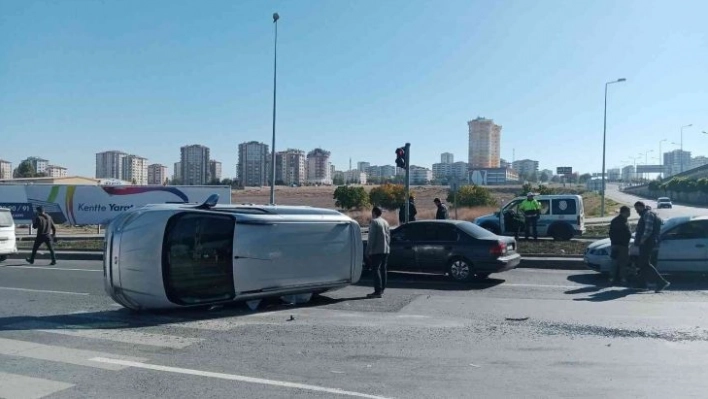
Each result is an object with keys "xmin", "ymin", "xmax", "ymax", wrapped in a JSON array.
[{"xmin": 0, "ymin": 211, "xmax": 13, "ymax": 228}]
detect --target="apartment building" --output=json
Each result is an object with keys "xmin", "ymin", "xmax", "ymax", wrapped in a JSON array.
[
  {"xmin": 512, "ymin": 159, "xmax": 539, "ymax": 177},
  {"xmin": 275, "ymin": 149, "xmax": 306, "ymax": 186},
  {"xmin": 122, "ymin": 155, "xmax": 149, "ymax": 185},
  {"xmin": 96, "ymin": 151, "xmax": 127, "ymax": 180},
  {"xmin": 307, "ymin": 148, "xmax": 332, "ymax": 185},
  {"xmin": 148, "ymin": 164, "xmax": 168, "ymax": 185},
  {"xmin": 45, "ymin": 165, "xmax": 68, "ymax": 178},
  {"xmin": 0, "ymin": 160, "xmax": 11, "ymax": 180},
  {"xmin": 209, "ymin": 160, "xmax": 222, "ymax": 182},
  {"xmin": 468, "ymin": 117, "xmax": 501, "ymax": 168},
  {"xmin": 237, "ymin": 141, "xmax": 269, "ymax": 186},
  {"xmin": 180, "ymin": 144, "xmax": 210, "ymax": 185}
]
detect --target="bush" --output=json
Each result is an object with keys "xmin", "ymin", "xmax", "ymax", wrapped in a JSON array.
[
  {"xmin": 333, "ymin": 186, "xmax": 370, "ymax": 210},
  {"xmin": 447, "ymin": 185, "xmax": 495, "ymax": 207},
  {"xmin": 369, "ymin": 183, "xmax": 409, "ymax": 210}
]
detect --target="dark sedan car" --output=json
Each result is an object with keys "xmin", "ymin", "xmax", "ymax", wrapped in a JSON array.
[{"xmin": 364, "ymin": 220, "xmax": 521, "ymax": 282}]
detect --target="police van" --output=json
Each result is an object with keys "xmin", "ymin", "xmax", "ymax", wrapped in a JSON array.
[{"xmin": 474, "ymin": 194, "xmax": 585, "ymax": 241}]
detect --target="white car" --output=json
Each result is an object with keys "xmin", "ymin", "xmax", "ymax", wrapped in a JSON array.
[
  {"xmin": 584, "ymin": 216, "xmax": 708, "ymax": 274},
  {"xmin": 656, "ymin": 197, "xmax": 673, "ymax": 209},
  {"xmin": 0, "ymin": 208, "xmax": 18, "ymax": 262}
]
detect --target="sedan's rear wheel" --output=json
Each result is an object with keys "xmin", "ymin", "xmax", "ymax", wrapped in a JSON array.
[
  {"xmin": 447, "ymin": 258, "xmax": 473, "ymax": 282},
  {"xmin": 0, "ymin": 255, "xmax": 6, "ymax": 262}
]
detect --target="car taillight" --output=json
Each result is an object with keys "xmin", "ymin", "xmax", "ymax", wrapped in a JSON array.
[{"xmin": 490, "ymin": 241, "xmax": 507, "ymax": 257}]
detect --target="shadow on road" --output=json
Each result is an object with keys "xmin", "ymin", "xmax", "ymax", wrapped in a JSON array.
[
  {"xmin": 567, "ymin": 271, "xmax": 708, "ymax": 292},
  {"xmin": 357, "ymin": 271, "xmax": 505, "ymax": 291},
  {"xmin": 0, "ymin": 293, "xmax": 372, "ymax": 333},
  {"xmin": 573, "ymin": 289, "xmax": 643, "ymax": 302}
]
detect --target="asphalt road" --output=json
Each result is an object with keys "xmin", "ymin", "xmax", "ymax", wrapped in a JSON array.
[
  {"xmin": 3, "ymin": 260, "xmax": 708, "ymax": 398},
  {"xmin": 588, "ymin": 184, "xmax": 708, "ymax": 224}
]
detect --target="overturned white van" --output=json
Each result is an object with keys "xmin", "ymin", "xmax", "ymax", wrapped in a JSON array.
[{"xmin": 104, "ymin": 195, "xmax": 363, "ymax": 310}]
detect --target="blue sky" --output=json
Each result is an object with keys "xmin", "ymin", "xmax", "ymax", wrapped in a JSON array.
[{"xmin": 1, "ymin": 0, "xmax": 707, "ymax": 178}]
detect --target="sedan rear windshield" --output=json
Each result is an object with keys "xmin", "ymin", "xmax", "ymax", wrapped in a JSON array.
[
  {"xmin": 0, "ymin": 211, "xmax": 13, "ymax": 227},
  {"xmin": 458, "ymin": 221, "xmax": 498, "ymax": 239}
]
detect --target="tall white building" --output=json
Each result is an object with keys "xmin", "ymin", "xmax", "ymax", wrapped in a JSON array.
[
  {"xmin": 468, "ymin": 117, "xmax": 501, "ymax": 168},
  {"xmin": 209, "ymin": 160, "xmax": 222, "ymax": 182},
  {"xmin": 512, "ymin": 159, "xmax": 539, "ymax": 177},
  {"xmin": 0, "ymin": 160, "xmax": 12, "ymax": 180},
  {"xmin": 690, "ymin": 156, "xmax": 708, "ymax": 170},
  {"xmin": 365, "ymin": 165, "xmax": 397, "ymax": 179},
  {"xmin": 181, "ymin": 144, "xmax": 210, "ymax": 185},
  {"xmin": 307, "ymin": 148, "xmax": 332, "ymax": 185},
  {"xmin": 173, "ymin": 162, "xmax": 181, "ymax": 181},
  {"xmin": 45, "ymin": 165, "xmax": 68, "ymax": 178},
  {"xmin": 276, "ymin": 149, "xmax": 306, "ymax": 186},
  {"xmin": 343, "ymin": 170, "xmax": 367, "ymax": 185},
  {"xmin": 122, "ymin": 155, "xmax": 149, "ymax": 185},
  {"xmin": 148, "ymin": 164, "xmax": 168, "ymax": 185},
  {"xmin": 238, "ymin": 141, "xmax": 269, "ymax": 186},
  {"xmin": 96, "ymin": 151, "xmax": 127, "ymax": 180},
  {"xmin": 357, "ymin": 162, "xmax": 370, "ymax": 172},
  {"xmin": 441, "ymin": 152, "xmax": 454, "ymax": 164},
  {"xmin": 432, "ymin": 163, "xmax": 451, "ymax": 179}
]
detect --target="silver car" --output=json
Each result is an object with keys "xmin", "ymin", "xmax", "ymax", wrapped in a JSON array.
[
  {"xmin": 584, "ymin": 216, "xmax": 708, "ymax": 274},
  {"xmin": 104, "ymin": 195, "xmax": 363, "ymax": 310}
]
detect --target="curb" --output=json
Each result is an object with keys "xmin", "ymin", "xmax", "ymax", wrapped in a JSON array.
[{"xmin": 7, "ymin": 251, "xmax": 103, "ymax": 261}]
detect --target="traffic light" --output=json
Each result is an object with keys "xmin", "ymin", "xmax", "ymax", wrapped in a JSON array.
[{"xmin": 395, "ymin": 147, "xmax": 406, "ymax": 169}]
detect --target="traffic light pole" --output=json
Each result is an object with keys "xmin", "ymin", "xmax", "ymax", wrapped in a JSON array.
[{"xmin": 404, "ymin": 142, "xmax": 411, "ymax": 223}]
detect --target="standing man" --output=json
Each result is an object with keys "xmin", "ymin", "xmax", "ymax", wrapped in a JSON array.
[
  {"xmin": 366, "ymin": 206, "xmax": 390, "ymax": 299},
  {"xmin": 398, "ymin": 195, "xmax": 417, "ymax": 224},
  {"xmin": 633, "ymin": 201, "xmax": 670, "ymax": 292},
  {"xmin": 608, "ymin": 206, "xmax": 632, "ymax": 286},
  {"xmin": 26, "ymin": 206, "xmax": 57, "ymax": 265},
  {"xmin": 433, "ymin": 197, "xmax": 449, "ymax": 220},
  {"xmin": 518, "ymin": 192, "xmax": 542, "ymax": 240}
]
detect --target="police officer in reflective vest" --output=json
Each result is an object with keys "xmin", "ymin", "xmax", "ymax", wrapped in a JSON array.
[{"xmin": 518, "ymin": 192, "xmax": 542, "ymax": 240}]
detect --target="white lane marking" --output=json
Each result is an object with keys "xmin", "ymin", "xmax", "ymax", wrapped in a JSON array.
[
  {"xmin": 0, "ymin": 286, "xmax": 89, "ymax": 296},
  {"xmin": 512, "ymin": 268, "xmax": 589, "ymax": 274},
  {"xmin": 502, "ymin": 283, "xmax": 591, "ymax": 290},
  {"xmin": 0, "ymin": 371, "xmax": 74, "ymax": 399},
  {"xmin": 90, "ymin": 357, "xmax": 394, "ymax": 399},
  {"xmin": 1, "ymin": 265, "xmax": 102, "ymax": 272},
  {"xmin": 7, "ymin": 321, "xmax": 203, "ymax": 349},
  {"xmin": 0, "ymin": 338, "xmax": 147, "ymax": 370}
]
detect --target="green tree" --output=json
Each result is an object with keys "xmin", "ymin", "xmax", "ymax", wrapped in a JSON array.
[
  {"xmin": 579, "ymin": 173, "xmax": 592, "ymax": 184},
  {"xmin": 13, "ymin": 160, "xmax": 37, "ymax": 178},
  {"xmin": 447, "ymin": 185, "xmax": 495, "ymax": 207},
  {"xmin": 333, "ymin": 186, "xmax": 370, "ymax": 210},
  {"xmin": 539, "ymin": 172, "xmax": 550, "ymax": 183},
  {"xmin": 369, "ymin": 183, "xmax": 408, "ymax": 210},
  {"xmin": 698, "ymin": 178, "xmax": 708, "ymax": 194},
  {"xmin": 648, "ymin": 180, "xmax": 662, "ymax": 192}
]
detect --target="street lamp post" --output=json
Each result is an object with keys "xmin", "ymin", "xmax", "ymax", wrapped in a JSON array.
[
  {"xmin": 269, "ymin": 12, "xmax": 280, "ymax": 205},
  {"xmin": 601, "ymin": 78, "xmax": 626, "ymax": 217},
  {"xmin": 680, "ymin": 124, "xmax": 692, "ymax": 173}
]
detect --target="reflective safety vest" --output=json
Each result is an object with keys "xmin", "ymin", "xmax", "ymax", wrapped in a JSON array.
[{"xmin": 519, "ymin": 199, "xmax": 541, "ymax": 216}]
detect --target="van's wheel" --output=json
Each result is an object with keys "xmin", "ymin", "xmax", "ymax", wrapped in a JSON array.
[
  {"xmin": 0, "ymin": 255, "xmax": 6, "ymax": 262},
  {"xmin": 481, "ymin": 224, "xmax": 500, "ymax": 235},
  {"xmin": 551, "ymin": 225, "xmax": 574, "ymax": 241},
  {"xmin": 447, "ymin": 258, "xmax": 473, "ymax": 282}
]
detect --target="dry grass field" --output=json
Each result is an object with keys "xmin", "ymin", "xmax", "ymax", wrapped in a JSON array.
[{"xmin": 232, "ymin": 185, "xmax": 519, "ymax": 226}]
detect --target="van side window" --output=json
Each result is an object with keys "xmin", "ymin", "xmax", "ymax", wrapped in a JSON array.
[
  {"xmin": 538, "ymin": 200, "xmax": 550, "ymax": 215},
  {"xmin": 551, "ymin": 199, "xmax": 577, "ymax": 215},
  {"xmin": 162, "ymin": 212, "xmax": 236, "ymax": 305}
]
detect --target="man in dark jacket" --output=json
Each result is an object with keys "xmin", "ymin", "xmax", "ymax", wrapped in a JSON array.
[
  {"xmin": 608, "ymin": 206, "xmax": 632, "ymax": 286},
  {"xmin": 398, "ymin": 196, "xmax": 417, "ymax": 224},
  {"xmin": 26, "ymin": 206, "xmax": 57, "ymax": 265},
  {"xmin": 633, "ymin": 201, "xmax": 670, "ymax": 292},
  {"xmin": 433, "ymin": 198, "xmax": 449, "ymax": 220}
]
